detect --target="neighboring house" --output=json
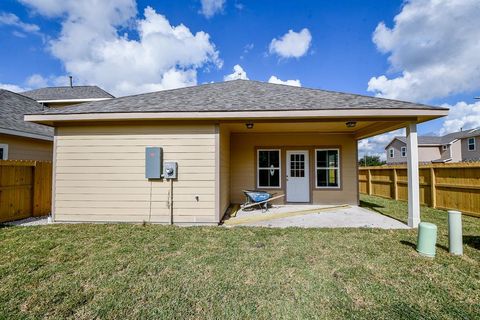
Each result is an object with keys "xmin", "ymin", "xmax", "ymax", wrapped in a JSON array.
[
  {"xmin": 0, "ymin": 89, "xmax": 53, "ymax": 160},
  {"xmin": 26, "ymin": 80, "xmax": 448, "ymax": 225},
  {"xmin": 22, "ymin": 85, "xmax": 114, "ymax": 108},
  {"xmin": 385, "ymin": 128, "xmax": 480, "ymax": 164}
]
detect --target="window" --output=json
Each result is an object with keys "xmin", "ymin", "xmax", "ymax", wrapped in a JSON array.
[
  {"xmin": 257, "ymin": 149, "xmax": 281, "ymax": 188},
  {"xmin": 389, "ymin": 148, "xmax": 394, "ymax": 158},
  {"xmin": 442, "ymin": 145, "xmax": 448, "ymax": 151},
  {"xmin": 315, "ymin": 149, "xmax": 340, "ymax": 188},
  {"xmin": 289, "ymin": 153, "xmax": 305, "ymax": 177},
  {"xmin": 468, "ymin": 137, "xmax": 476, "ymax": 151},
  {"xmin": 0, "ymin": 144, "xmax": 8, "ymax": 160},
  {"xmin": 401, "ymin": 146, "xmax": 407, "ymax": 157}
]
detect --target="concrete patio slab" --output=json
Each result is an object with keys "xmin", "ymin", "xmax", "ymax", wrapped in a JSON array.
[{"xmin": 226, "ymin": 205, "xmax": 409, "ymax": 229}]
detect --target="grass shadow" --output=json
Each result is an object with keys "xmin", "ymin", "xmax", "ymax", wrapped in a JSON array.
[
  {"xmin": 400, "ymin": 240, "xmax": 416, "ymax": 250},
  {"xmin": 464, "ymin": 235, "xmax": 480, "ymax": 250},
  {"xmin": 360, "ymin": 199, "xmax": 407, "ymax": 225}
]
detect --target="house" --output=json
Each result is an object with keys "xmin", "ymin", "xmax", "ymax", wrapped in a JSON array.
[
  {"xmin": 385, "ymin": 128, "xmax": 480, "ymax": 164},
  {"xmin": 0, "ymin": 89, "xmax": 53, "ymax": 160},
  {"xmin": 25, "ymin": 80, "xmax": 448, "ymax": 227},
  {"xmin": 22, "ymin": 85, "xmax": 114, "ymax": 108}
]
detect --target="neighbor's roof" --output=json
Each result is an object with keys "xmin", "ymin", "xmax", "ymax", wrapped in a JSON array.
[
  {"xmin": 32, "ymin": 80, "xmax": 446, "ymax": 115},
  {"xmin": 388, "ymin": 129, "xmax": 480, "ymax": 148},
  {"xmin": 0, "ymin": 90, "xmax": 53, "ymax": 140},
  {"xmin": 22, "ymin": 85, "xmax": 114, "ymax": 102}
]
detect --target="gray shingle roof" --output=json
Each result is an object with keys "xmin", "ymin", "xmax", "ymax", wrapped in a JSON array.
[
  {"xmin": 32, "ymin": 80, "xmax": 446, "ymax": 115},
  {"xmin": 0, "ymin": 90, "xmax": 53, "ymax": 139},
  {"xmin": 22, "ymin": 85, "xmax": 114, "ymax": 101},
  {"xmin": 392, "ymin": 129, "xmax": 479, "ymax": 147}
]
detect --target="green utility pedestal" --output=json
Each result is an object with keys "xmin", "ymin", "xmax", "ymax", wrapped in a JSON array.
[
  {"xmin": 448, "ymin": 210, "xmax": 463, "ymax": 255},
  {"xmin": 417, "ymin": 222, "xmax": 437, "ymax": 258}
]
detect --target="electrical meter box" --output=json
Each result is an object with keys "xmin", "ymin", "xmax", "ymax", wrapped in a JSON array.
[
  {"xmin": 163, "ymin": 162, "xmax": 178, "ymax": 179},
  {"xmin": 145, "ymin": 147, "xmax": 163, "ymax": 179}
]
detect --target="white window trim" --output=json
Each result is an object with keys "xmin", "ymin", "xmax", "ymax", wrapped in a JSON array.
[
  {"xmin": 257, "ymin": 149, "xmax": 282, "ymax": 189},
  {"xmin": 401, "ymin": 146, "xmax": 407, "ymax": 157},
  {"xmin": 0, "ymin": 144, "xmax": 8, "ymax": 160},
  {"xmin": 389, "ymin": 147, "xmax": 394, "ymax": 158},
  {"xmin": 468, "ymin": 137, "xmax": 476, "ymax": 151},
  {"xmin": 315, "ymin": 148, "xmax": 341, "ymax": 189}
]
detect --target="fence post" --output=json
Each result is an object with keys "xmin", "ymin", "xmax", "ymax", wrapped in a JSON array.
[
  {"xmin": 367, "ymin": 169, "xmax": 372, "ymax": 195},
  {"xmin": 430, "ymin": 166, "xmax": 436, "ymax": 208},
  {"xmin": 393, "ymin": 168, "xmax": 398, "ymax": 200}
]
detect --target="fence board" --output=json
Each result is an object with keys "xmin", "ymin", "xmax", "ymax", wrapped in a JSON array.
[
  {"xmin": 359, "ymin": 163, "xmax": 480, "ymax": 218},
  {"xmin": 0, "ymin": 160, "xmax": 52, "ymax": 222}
]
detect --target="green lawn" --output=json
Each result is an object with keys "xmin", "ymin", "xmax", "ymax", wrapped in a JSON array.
[{"xmin": 0, "ymin": 195, "xmax": 479, "ymax": 319}]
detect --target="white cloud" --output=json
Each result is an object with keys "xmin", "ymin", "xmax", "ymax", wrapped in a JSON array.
[
  {"xmin": 26, "ymin": 74, "xmax": 49, "ymax": 88},
  {"xmin": 0, "ymin": 83, "xmax": 28, "ymax": 92},
  {"xmin": 268, "ymin": 76, "xmax": 301, "ymax": 87},
  {"xmin": 199, "ymin": 0, "xmax": 225, "ymax": 18},
  {"xmin": 0, "ymin": 12, "xmax": 40, "ymax": 34},
  {"xmin": 269, "ymin": 28, "xmax": 312, "ymax": 59},
  {"xmin": 358, "ymin": 129, "xmax": 405, "ymax": 161},
  {"xmin": 224, "ymin": 64, "xmax": 248, "ymax": 81},
  {"xmin": 368, "ymin": 0, "xmax": 480, "ymax": 102},
  {"xmin": 438, "ymin": 101, "xmax": 480, "ymax": 135},
  {"xmin": 18, "ymin": 1, "xmax": 222, "ymax": 96}
]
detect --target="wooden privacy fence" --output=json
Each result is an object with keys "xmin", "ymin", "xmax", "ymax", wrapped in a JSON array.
[
  {"xmin": 0, "ymin": 160, "xmax": 52, "ymax": 223},
  {"xmin": 359, "ymin": 163, "xmax": 480, "ymax": 218}
]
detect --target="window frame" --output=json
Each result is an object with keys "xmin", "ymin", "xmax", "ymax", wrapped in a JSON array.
[
  {"xmin": 0, "ymin": 144, "xmax": 8, "ymax": 160},
  {"xmin": 389, "ymin": 147, "xmax": 394, "ymax": 158},
  {"xmin": 315, "ymin": 148, "xmax": 341, "ymax": 189},
  {"xmin": 442, "ymin": 145, "xmax": 448, "ymax": 151},
  {"xmin": 468, "ymin": 137, "xmax": 476, "ymax": 151},
  {"xmin": 401, "ymin": 146, "xmax": 407, "ymax": 157},
  {"xmin": 256, "ymin": 148, "xmax": 282, "ymax": 189}
]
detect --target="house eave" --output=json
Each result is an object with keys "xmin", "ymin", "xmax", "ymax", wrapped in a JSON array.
[
  {"xmin": 25, "ymin": 108, "xmax": 448, "ymax": 125},
  {"xmin": 0, "ymin": 128, "xmax": 53, "ymax": 141}
]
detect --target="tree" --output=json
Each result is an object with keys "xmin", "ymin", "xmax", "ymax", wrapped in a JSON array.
[{"xmin": 359, "ymin": 155, "xmax": 385, "ymax": 167}]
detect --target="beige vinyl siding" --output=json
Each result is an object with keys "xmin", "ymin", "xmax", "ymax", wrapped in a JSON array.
[
  {"xmin": 450, "ymin": 140, "xmax": 462, "ymax": 162},
  {"xmin": 230, "ymin": 132, "xmax": 358, "ymax": 205},
  {"xmin": 54, "ymin": 124, "xmax": 217, "ymax": 224},
  {"xmin": 0, "ymin": 133, "xmax": 52, "ymax": 161},
  {"xmin": 219, "ymin": 125, "xmax": 231, "ymax": 219}
]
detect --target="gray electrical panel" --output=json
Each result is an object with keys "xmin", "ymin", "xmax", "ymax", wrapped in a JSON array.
[
  {"xmin": 145, "ymin": 147, "xmax": 163, "ymax": 179},
  {"xmin": 163, "ymin": 162, "xmax": 178, "ymax": 179}
]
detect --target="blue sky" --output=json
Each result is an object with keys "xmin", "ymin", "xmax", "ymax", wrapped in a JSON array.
[{"xmin": 1, "ymin": 0, "xmax": 480, "ymax": 158}]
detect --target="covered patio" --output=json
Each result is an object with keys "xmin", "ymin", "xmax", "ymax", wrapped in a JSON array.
[{"xmin": 219, "ymin": 118, "xmax": 442, "ymax": 228}]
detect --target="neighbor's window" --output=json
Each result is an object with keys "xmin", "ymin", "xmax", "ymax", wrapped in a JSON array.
[
  {"xmin": 401, "ymin": 146, "xmax": 407, "ymax": 157},
  {"xmin": 0, "ymin": 144, "xmax": 8, "ymax": 160},
  {"xmin": 389, "ymin": 148, "xmax": 394, "ymax": 158},
  {"xmin": 442, "ymin": 145, "xmax": 448, "ymax": 151},
  {"xmin": 315, "ymin": 149, "xmax": 340, "ymax": 188},
  {"xmin": 468, "ymin": 138, "xmax": 476, "ymax": 151},
  {"xmin": 257, "ymin": 149, "xmax": 281, "ymax": 188}
]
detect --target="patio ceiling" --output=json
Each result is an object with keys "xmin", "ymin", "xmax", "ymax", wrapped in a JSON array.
[{"xmin": 220, "ymin": 118, "xmax": 416, "ymax": 140}]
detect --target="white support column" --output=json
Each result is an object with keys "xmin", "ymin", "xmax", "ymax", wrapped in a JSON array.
[{"xmin": 407, "ymin": 122, "xmax": 420, "ymax": 228}]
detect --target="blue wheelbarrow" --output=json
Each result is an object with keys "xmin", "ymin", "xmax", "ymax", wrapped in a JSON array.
[{"xmin": 241, "ymin": 190, "xmax": 285, "ymax": 212}]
